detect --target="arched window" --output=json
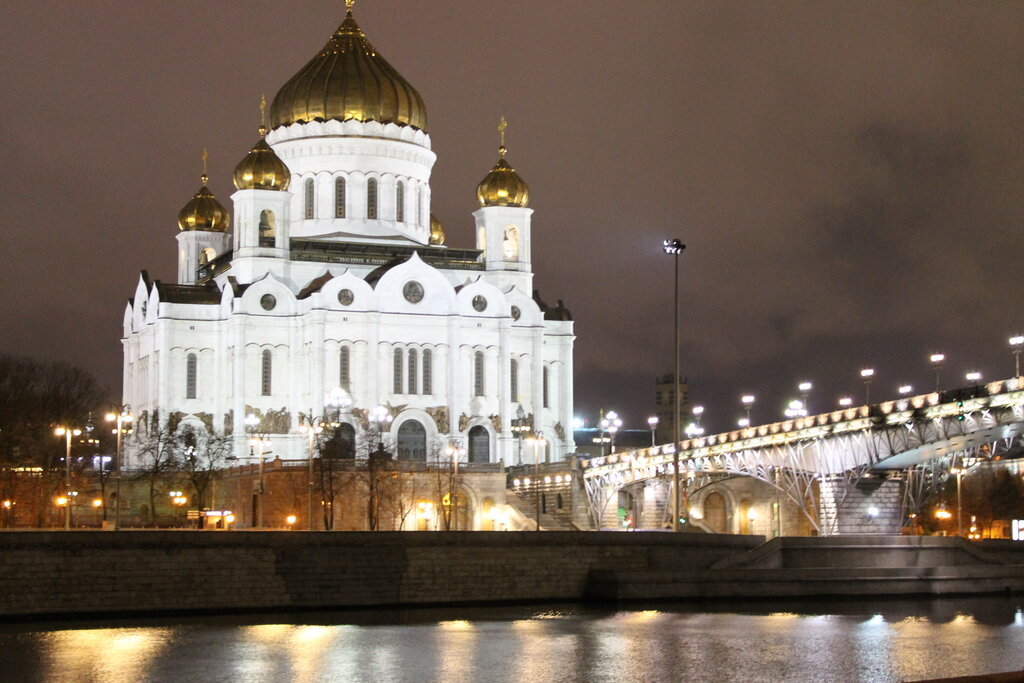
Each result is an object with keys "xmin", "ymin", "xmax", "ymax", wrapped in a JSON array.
[
  {"xmin": 468, "ymin": 425, "xmax": 489, "ymax": 463},
  {"xmin": 422, "ymin": 348, "xmax": 432, "ymax": 395},
  {"xmin": 407, "ymin": 349, "xmax": 418, "ymax": 395},
  {"xmin": 474, "ymin": 351, "xmax": 485, "ymax": 397},
  {"xmin": 339, "ymin": 346, "xmax": 351, "ymax": 391},
  {"xmin": 510, "ymin": 358, "xmax": 518, "ymax": 401},
  {"xmin": 335, "ymin": 177, "xmax": 346, "ymax": 218},
  {"xmin": 259, "ymin": 210, "xmax": 276, "ymax": 238},
  {"xmin": 304, "ymin": 178, "xmax": 315, "ymax": 220},
  {"xmin": 542, "ymin": 366, "xmax": 549, "ymax": 408},
  {"xmin": 397, "ymin": 420, "xmax": 426, "ymax": 461},
  {"xmin": 261, "ymin": 349, "xmax": 272, "ymax": 396},
  {"xmin": 367, "ymin": 178, "xmax": 378, "ymax": 219},
  {"xmin": 396, "ymin": 180, "xmax": 405, "ymax": 222},
  {"xmin": 393, "ymin": 347, "xmax": 403, "ymax": 394},
  {"xmin": 185, "ymin": 353, "xmax": 197, "ymax": 399}
]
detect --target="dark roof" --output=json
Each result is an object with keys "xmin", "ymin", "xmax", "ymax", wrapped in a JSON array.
[
  {"xmin": 297, "ymin": 272, "xmax": 334, "ymax": 299},
  {"xmin": 153, "ymin": 281, "xmax": 221, "ymax": 305}
]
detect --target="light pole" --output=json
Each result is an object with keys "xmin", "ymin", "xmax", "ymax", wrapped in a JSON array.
[
  {"xmin": 663, "ymin": 237, "xmax": 685, "ymax": 532},
  {"xmin": 951, "ymin": 462, "xmax": 964, "ymax": 537},
  {"xmin": 526, "ymin": 433, "xmax": 546, "ymax": 531},
  {"xmin": 245, "ymin": 414, "xmax": 269, "ymax": 529},
  {"xmin": 1010, "ymin": 336, "xmax": 1024, "ymax": 378},
  {"xmin": 104, "ymin": 405, "xmax": 132, "ymax": 531},
  {"xmin": 300, "ymin": 416, "xmax": 323, "ymax": 531},
  {"xmin": 692, "ymin": 405, "xmax": 704, "ymax": 428},
  {"xmin": 930, "ymin": 353, "xmax": 945, "ymax": 392},
  {"xmin": 647, "ymin": 416, "xmax": 658, "ymax": 447},
  {"xmin": 898, "ymin": 385, "xmax": 913, "ymax": 396},
  {"xmin": 966, "ymin": 371, "xmax": 982, "ymax": 388},
  {"xmin": 54, "ymin": 426, "xmax": 81, "ymax": 530},
  {"xmin": 741, "ymin": 395, "xmax": 755, "ymax": 424},
  {"xmin": 798, "ymin": 382, "xmax": 812, "ymax": 413},
  {"xmin": 784, "ymin": 400, "xmax": 806, "ymax": 419},
  {"xmin": 512, "ymin": 404, "xmax": 529, "ymax": 465},
  {"xmin": 445, "ymin": 442, "xmax": 466, "ymax": 530},
  {"xmin": 600, "ymin": 411, "xmax": 622, "ymax": 453},
  {"xmin": 838, "ymin": 396, "xmax": 853, "ymax": 408},
  {"xmin": 860, "ymin": 368, "xmax": 874, "ymax": 404}
]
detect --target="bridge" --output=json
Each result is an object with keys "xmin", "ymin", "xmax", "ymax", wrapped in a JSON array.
[{"xmin": 578, "ymin": 377, "xmax": 1024, "ymax": 535}]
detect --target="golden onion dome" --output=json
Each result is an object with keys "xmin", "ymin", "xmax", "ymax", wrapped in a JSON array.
[
  {"xmin": 429, "ymin": 213, "xmax": 446, "ymax": 246},
  {"xmin": 269, "ymin": 6, "xmax": 427, "ymax": 132},
  {"xmin": 178, "ymin": 174, "xmax": 230, "ymax": 232},
  {"xmin": 476, "ymin": 145, "xmax": 529, "ymax": 208},
  {"xmin": 233, "ymin": 126, "xmax": 291, "ymax": 191}
]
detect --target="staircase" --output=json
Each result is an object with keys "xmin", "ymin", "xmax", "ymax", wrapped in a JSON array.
[{"xmin": 505, "ymin": 489, "xmax": 578, "ymax": 530}]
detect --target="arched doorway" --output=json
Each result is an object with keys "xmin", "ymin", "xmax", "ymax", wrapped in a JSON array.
[
  {"xmin": 468, "ymin": 425, "xmax": 490, "ymax": 463},
  {"xmin": 397, "ymin": 420, "xmax": 426, "ymax": 461},
  {"xmin": 703, "ymin": 492, "xmax": 728, "ymax": 533}
]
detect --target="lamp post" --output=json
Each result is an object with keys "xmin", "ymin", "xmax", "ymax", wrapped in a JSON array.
[
  {"xmin": 647, "ymin": 416, "xmax": 658, "ymax": 447},
  {"xmin": 663, "ymin": 237, "xmax": 685, "ymax": 532},
  {"xmin": 445, "ymin": 442, "xmax": 466, "ymax": 530},
  {"xmin": 965, "ymin": 371, "xmax": 982, "ymax": 387},
  {"xmin": 104, "ymin": 405, "xmax": 132, "ymax": 531},
  {"xmin": 798, "ymin": 382, "xmax": 812, "ymax": 413},
  {"xmin": 950, "ymin": 462, "xmax": 965, "ymax": 537},
  {"xmin": 741, "ymin": 395, "xmax": 755, "ymax": 424},
  {"xmin": 245, "ymin": 414, "xmax": 269, "ymax": 529},
  {"xmin": 930, "ymin": 353, "xmax": 945, "ymax": 392},
  {"xmin": 1010, "ymin": 336, "xmax": 1024, "ymax": 378},
  {"xmin": 512, "ymin": 404, "xmax": 529, "ymax": 465},
  {"xmin": 784, "ymin": 400, "xmax": 806, "ymax": 419},
  {"xmin": 600, "ymin": 411, "xmax": 622, "ymax": 453},
  {"xmin": 860, "ymin": 368, "xmax": 874, "ymax": 404},
  {"xmin": 300, "ymin": 417, "xmax": 323, "ymax": 531},
  {"xmin": 54, "ymin": 426, "xmax": 82, "ymax": 530},
  {"xmin": 692, "ymin": 405, "xmax": 704, "ymax": 428},
  {"xmin": 838, "ymin": 396, "xmax": 853, "ymax": 408},
  {"xmin": 898, "ymin": 384, "xmax": 913, "ymax": 396},
  {"xmin": 526, "ymin": 433, "xmax": 546, "ymax": 531}
]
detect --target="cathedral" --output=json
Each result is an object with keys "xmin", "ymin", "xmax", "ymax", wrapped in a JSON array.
[{"xmin": 121, "ymin": 3, "xmax": 576, "ymax": 467}]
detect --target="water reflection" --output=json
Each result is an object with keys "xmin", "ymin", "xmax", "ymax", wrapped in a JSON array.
[{"xmin": 0, "ymin": 596, "xmax": 1020, "ymax": 683}]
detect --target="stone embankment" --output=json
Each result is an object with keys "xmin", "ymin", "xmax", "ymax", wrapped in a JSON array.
[{"xmin": 0, "ymin": 532, "xmax": 1020, "ymax": 619}]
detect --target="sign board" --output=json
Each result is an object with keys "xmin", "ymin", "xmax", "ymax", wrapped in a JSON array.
[{"xmin": 186, "ymin": 510, "xmax": 202, "ymax": 519}]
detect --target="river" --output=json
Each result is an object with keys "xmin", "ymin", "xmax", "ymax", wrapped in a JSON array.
[{"xmin": 1, "ymin": 596, "xmax": 1021, "ymax": 682}]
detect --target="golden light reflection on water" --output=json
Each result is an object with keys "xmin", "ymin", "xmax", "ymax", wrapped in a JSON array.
[{"xmin": 44, "ymin": 627, "xmax": 171, "ymax": 683}]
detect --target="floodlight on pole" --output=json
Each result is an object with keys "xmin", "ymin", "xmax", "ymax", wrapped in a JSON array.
[
  {"xmin": 930, "ymin": 353, "xmax": 945, "ymax": 392},
  {"xmin": 1010, "ymin": 336, "xmax": 1024, "ymax": 377},
  {"xmin": 663, "ymin": 238, "xmax": 686, "ymax": 533}
]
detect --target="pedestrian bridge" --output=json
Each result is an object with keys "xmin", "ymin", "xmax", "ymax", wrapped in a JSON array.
[{"xmin": 578, "ymin": 377, "xmax": 1024, "ymax": 535}]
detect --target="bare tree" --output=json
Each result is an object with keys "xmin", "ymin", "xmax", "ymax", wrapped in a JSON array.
[
  {"xmin": 175, "ymin": 425, "xmax": 232, "ymax": 511},
  {"xmin": 133, "ymin": 411, "xmax": 179, "ymax": 526}
]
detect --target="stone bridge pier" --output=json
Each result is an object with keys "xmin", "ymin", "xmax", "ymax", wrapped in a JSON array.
[{"xmin": 820, "ymin": 474, "xmax": 903, "ymax": 535}]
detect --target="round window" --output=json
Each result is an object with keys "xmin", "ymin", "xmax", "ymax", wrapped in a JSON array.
[
  {"xmin": 260, "ymin": 294, "xmax": 277, "ymax": 311},
  {"xmin": 338, "ymin": 289, "xmax": 354, "ymax": 306},
  {"xmin": 511, "ymin": 305, "xmax": 521, "ymax": 321},
  {"xmin": 403, "ymin": 281, "xmax": 424, "ymax": 304},
  {"xmin": 472, "ymin": 295, "xmax": 488, "ymax": 312}
]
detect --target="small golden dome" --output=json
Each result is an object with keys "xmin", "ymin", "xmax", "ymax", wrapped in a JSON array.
[
  {"xmin": 476, "ymin": 146, "xmax": 529, "ymax": 208},
  {"xmin": 178, "ymin": 174, "xmax": 230, "ymax": 232},
  {"xmin": 269, "ymin": 8, "xmax": 427, "ymax": 132},
  {"xmin": 429, "ymin": 213, "xmax": 446, "ymax": 246},
  {"xmin": 233, "ymin": 127, "xmax": 291, "ymax": 191}
]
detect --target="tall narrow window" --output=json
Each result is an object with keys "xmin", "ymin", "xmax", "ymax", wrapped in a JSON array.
[
  {"xmin": 542, "ymin": 366, "xmax": 549, "ymax": 408},
  {"xmin": 261, "ymin": 349, "xmax": 272, "ymax": 396},
  {"xmin": 367, "ymin": 178, "xmax": 378, "ymax": 219},
  {"xmin": 510, "ymin": 358, "xmax": 518, "ymax": 401},
  {"xmin": 339, "ymin": 346, "xmax": 351, "ymax": 391},
  {"xmin": 185, "ymin": 353, "xmax": 197, "ymax": 400},
  {"xmin": 474, "ymin": 351, "xmax": 485, "ymax": 397},
  {"xmin": 393, "ymin": 347, "xmax": 403, "ymax": 394},
  {"xmin": 407, "ymin": 349, "xmax": 418, "ymax": 395},
  {"xmin": 304, "ymin": 178, "xmax": 314, "ymax": 219},
  {"xmin": 335, "ymin": 177, "xmax": 346, "ymax": 218},
  {"xmin": 416, "ymin": 186, "xmax": 422, "ymax": 226},
  {"xmin": 396, "ymin": 181, "xmax": 405, "ymax": 222},
  {"xmin": 422, "ymin": 349, "xmax": 432, "ymax": 395}
]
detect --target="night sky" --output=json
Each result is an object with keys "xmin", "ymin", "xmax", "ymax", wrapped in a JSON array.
[{"xmin": 2, "ymin": 1, "xmax": 1022, "ymax": 435}]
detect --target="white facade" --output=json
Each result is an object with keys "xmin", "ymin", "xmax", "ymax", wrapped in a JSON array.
[{"xmin": 121, "ymin": 20, "xmax": 575, "ymax": 468}]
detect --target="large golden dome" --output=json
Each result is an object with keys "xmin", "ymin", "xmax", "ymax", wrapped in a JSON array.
[
  {"xmin": 233, "ymin": 126, "xmax": 291, "ymax": 191},
  {"xmin": 178, "ymin": 174, "xmax": 230, "ymax": 232},
  {"xmin": 269, "ymin": 8, "xmax": 427, "ymax": 132},
  {"xmin": 476, "ymin": 146, "xmax": 529, "ymax": 208}
]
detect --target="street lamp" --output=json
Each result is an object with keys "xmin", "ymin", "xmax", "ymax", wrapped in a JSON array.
[
  {"xmin": 798, "ymin": 382, "xmax": 812, "ymax": 413},
  {"xmin": 54, "ymin": 426, "xmax": 82, "ymax": 530},
  {"xmin": 647, "ymin": 416, "xmax": 658, "ymax": 447},
  {"xmin": 737, "ymin": 418, "xmax": 750, "ymax": 428},
  {"xmin": 105, "ymin": 405, "xmax": 132, "ymax": 531},
  {"xmin": 898, "ymin": 385, "xmax": 913, "ymax": 396},
  {"xmin": 860, "ymin": 368, "xmax": 874, "ymax": 404},
  {"xmin": 245, "ymin": 414, "xmax": 270, "ymax": 529},
  {"xmin": 784, "ymin": 400, "xmax": 806, "ymax": 419},
  {"xmin": 965, "ymin": 371, "xmax": 982, "ymax": 386},
  {"xmin": 512, "ymin": 404, "xmax": 529, "ymax": 465},
  {"xmin": 838, "ymin": 396, "xmax": 853, "ymax": 407},
  {"xmin": 600, "ymin": 411, "xmax": 622, "ymax": 453},
  {"xmin": 1010, "ymin": 336, "xmax": 1024, "ymax": 378},
  {"xmin": 741, "ymin": 395, "xmax": 755, "ymax": 423},
  {"xmin": 300, "ymin": 417, "xmax": 323, "ymax": 531},
  {"xmin": 445, "ymin": 442, "xmax": 466, "ymax": 530},
  {"xmin": 692, "ymin": 405, "xmax": 704, "ymax": 427},
  {"xmin": 950, "ymin": 462, "xmax": 965, "ymax": 537},
  {"xmin": 930, "ymin": 353, "xmax": 945, "ymax": 392},
  {"xmin": 663, "ymin": 237, "xmax": 686, "ymax": 533},
  {"xmin": 525, "ymin": 433, "xmax": 546, "ymax": 531}
]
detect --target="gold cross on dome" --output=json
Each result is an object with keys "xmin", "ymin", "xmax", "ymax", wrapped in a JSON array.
[
  {"xmin": 346, "ymin": 0, "xmax": 356, "ymax": 10},
  {"xmin": 498, "ymin": 116, "xmax": 508, "ymax": 147},
  {"xmin": 202, "ymin": 148, "xmax": 208, "ymax": 176}
]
